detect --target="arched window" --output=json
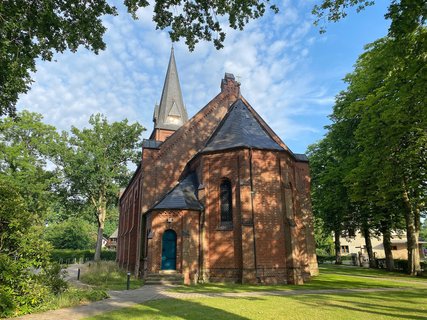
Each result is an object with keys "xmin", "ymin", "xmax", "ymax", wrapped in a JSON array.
[{"xmin": 220, "ymin": 179, "xmax": 232, "ymax": 224}]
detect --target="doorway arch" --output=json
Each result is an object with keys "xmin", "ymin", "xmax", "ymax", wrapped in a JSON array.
[{"xmin": 161, "ymin": 229, "xmax": 177, "ymax": 270}]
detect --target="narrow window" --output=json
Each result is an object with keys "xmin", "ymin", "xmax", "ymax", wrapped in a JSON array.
[{"xmin": 220, "ymin": 179, "xmax": 232, "ymax": 225}]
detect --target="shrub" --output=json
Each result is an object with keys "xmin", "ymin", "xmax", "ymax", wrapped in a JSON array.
[
  {"xmin": 0, "ymin": 287, "xmax": 15, "ymax": 318},
  {"xmin": 316, "ymin": 255, "xmax": 335, "ymax": 264},
  {"xmin": 394, "ymin": 259, "xmax": 409, "ymax": 273},
  {"xmin": 44, "ymin": 218, "xmax": 96, "ymax": 250},
  {"xmin": 41, "ymin": 263, "xmax": 68, "ymax": 295},
  {"xmin": 0, "ymin": 181, "xmax": 68, "ymax": 317}
]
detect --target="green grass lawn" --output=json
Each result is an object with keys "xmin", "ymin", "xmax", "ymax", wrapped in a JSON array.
[
  {"xmin": 84, "ymin": 264, "xmax": 427, "ymax": 320},
  {"xmin": 85, "ymin": 289, "xmax": 427, "ymax": 320},
  {"xmin": 168, "ymin": 264, "xmax": 427, "ymax": 293}
]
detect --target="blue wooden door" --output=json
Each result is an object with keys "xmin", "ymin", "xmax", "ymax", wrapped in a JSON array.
[{"xmin": 161, "ymin": 230, "xmax": 177, "ymax": 270}]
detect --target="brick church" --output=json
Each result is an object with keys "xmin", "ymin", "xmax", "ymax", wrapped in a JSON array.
[{"xmin": 117, "ymin": 49, "xmax": 318, "ymax": 285}]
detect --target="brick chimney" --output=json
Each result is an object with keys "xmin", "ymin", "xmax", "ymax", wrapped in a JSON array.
[{"xmin": 220, "ymin": 73, "xmax": 240, "ymax": 97}]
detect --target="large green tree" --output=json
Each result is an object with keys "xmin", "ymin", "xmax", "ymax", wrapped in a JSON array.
[
  {"xmin": 0, "ymin": 0, "xmax": 277, "ymax": 117},
  {"xmin": 315, "ymin": 28, "xmax": 426, "ymax": 274},
  {"xmin": 56, "ymin": 114, "xmax": 144, "ymax": 261},
  {"xmin": 0, "ymin": 111, "xmax": 59, "ymax": 215},
  {"xmin": 44, "ymin": 218, "xmax": 96, "ymax": 250},
  {"xmin": 0, "ymin": 112, "xmax": 66, "ymax": 316},
  {"xmin": 0, "ymin": 179, "xmax": 66, "ymax": 317},
  {"xmin": 307, "ymin": 136, "xmax": 357, "ymax": 264}
]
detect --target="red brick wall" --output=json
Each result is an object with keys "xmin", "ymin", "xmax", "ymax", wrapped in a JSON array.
[
  {"xmin": 146, "ymin": 210, "xmax": 200, "ymax": 284},
  {"xmin": 201, "ymin": 152, "xmax": 242, "ymax": 281},
  {"xmin": 197, "ymin": 149, "xmax": 317, "ymax": 284},
  {"xmin": 251, "ymin": 150, "xmax": 287, "ymax": 283},
  {"xmin": 152, "ymin": 128, "xmax": 175, "ymax": 142}
]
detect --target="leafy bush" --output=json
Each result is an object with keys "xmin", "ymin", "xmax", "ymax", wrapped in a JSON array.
[
  {"xmin": 44, "ymin": 218, "xmax": 96, "ymax": 250},
  {"xmin": 393, "ymin": 260, "xmax": 425, "ymax": 275},
  {"xmin": 317, "ymin": 254, "xmax": 352, "ymax": 264},
  {"xmin": 394, "ymin": 259, "xmax": 409, "ymax": 273},
  {"xmin": 51, "ymin": 249, "xmax": 116, "ymax": 264},
  {"xmin": 39, "ymin": 287, "xmax": 108, "ymax": 312},
  {"xmin": 316, "ymin": 255, "xmax": 335, "ymax": 263},
  {"xmin": 0, "ymin": 287, "xmax": 15, "ymax": 318},
  {"xmin": 0, "ymin": 181, "xmax": 69, "ymax": 317},
  {"xmin": 41, "ymin": 263, "xmax": 69, "ymax": 295}
]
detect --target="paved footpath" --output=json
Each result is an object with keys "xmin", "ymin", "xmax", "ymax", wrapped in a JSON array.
[{"xmin": 13, "ymin": 265, "xmax": 426, "ymax": 320}]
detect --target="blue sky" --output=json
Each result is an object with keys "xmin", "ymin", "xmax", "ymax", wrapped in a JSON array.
[{"xmin": 17, "ymin": 0, "xmax": 391, "ymax": 154}]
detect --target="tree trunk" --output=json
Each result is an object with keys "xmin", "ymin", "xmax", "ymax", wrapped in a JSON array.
[
  {"xmin": 362, "ymin": 225, "xmax": 375, "ymax": 268},
  {"xmin": 94, "ymin": 199, "xmax": 107, "ymax": 262},
  {"xmin": 334, "ymin": 229, "xmax": 342, "ymax": 265},
  {"xmin": 402, "ymin": 186, "xmax": 421, "ymax": 275},
  {"xmin": 381, "ymin": 224, "xmax": 394, "ymax": 271}
]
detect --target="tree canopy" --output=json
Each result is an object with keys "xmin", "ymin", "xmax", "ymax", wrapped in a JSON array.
[
  {"xmin": 0, "ymin": 112, "xmax": 68, "ymax": 316},
  {"xmin": 56, "ymin": 114, "xmax": 144, "ymax": 261},
  {"xmin": 309, "ymin": 27, "xmax": 426, "ymax": 274},
  {"xmin": 0, "ymin": 111, "xmax": 59, "ymax": 215}
]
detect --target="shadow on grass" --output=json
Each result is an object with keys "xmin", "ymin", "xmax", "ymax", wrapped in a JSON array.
[
  {"xmin": 84, "ymin": 288, "xmax": 427, "ymax": 320},
  {"xmin": 319, "ymin": 264, "xmax": 427, "ymax": 281},
  {"xmin": 170, "ymin": 274, "xmax": 412, "ymax": 293},
  {"xmin": 84, "ymin": 297, "xmax": 251, "ymax": 320},
  {"xmin": 287, "ymin": 289, "xmax": 427, "ymax": 320}
]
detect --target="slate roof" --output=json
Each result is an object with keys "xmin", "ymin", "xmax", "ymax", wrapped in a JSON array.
[
  {"xmin": 203, "ymin": 99, "xmax": 284, "ymax": 152},
  {"xmin": 153, "ymin": 47, "xmax": 188, "ymax": 131},
  {"xmin": 152, "ymin": 172, "xmax": 203, "ymax": 211},
  {"xmin": 142, "ymin": 139, "xmax": 162, "ymax": 149},
  {"xmin": 294, "ymin": 153, "xmax": 309, "ymax": 162}
]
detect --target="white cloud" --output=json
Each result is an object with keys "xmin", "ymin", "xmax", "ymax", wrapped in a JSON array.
[{"xmin": 17, "ymin": 0, "xmax": 337, "ymax": 153}]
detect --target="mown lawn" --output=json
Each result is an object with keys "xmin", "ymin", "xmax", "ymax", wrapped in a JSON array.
[
  {"xmin": 168, "ymin": 264, "xmax": 427, "ymax": 293},
  {"xmin": 85, "ymin": 289, "xmax": 427, "ymax": 320},
  {"xmin": 84, "ymin": 264, "xmax": 427, "ymax": 320}
]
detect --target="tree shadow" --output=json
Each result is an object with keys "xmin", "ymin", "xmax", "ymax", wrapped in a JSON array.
[
  {"xmin": 83, "ymin": 297, "xmax": 251, "ymax": 320},
  {"xmin": 286, "ymin": 289, "xmax": 427, "ymax": 320}
]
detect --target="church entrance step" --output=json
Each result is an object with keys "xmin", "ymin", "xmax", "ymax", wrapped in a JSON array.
[{"xmin": 145, "ymin": 272, "xmax": 183, "ymax": 285}]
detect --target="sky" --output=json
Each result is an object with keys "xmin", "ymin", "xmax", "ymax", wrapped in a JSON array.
[{"xmin": 17, "ymin": 0, "xmax": 391, "ymax": 154}]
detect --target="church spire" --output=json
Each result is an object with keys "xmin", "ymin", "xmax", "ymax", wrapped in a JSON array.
[{"xmin": 153, "ymin": 47, "xmax": 188, "ymax": 135}]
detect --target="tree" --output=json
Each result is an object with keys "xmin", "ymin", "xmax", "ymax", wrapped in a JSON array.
[
  {"xmin": 44, "ymin": 218, "xmax": 96, "ymax": 250},
  {"xmin": 0, "ymin": 111, "xmax": 67, "ymax": 316},
  {"xmin": 0, "ymin": 176, "xmax": 67, "ymax": 317},
  {"xmin": 312, "ymin": 0, "xmax": 426, "ymax": 37},
  {"xmin": 0, "ymin": 111, "xmax": 59, "ymax": 216},
  {"xmin": 307, "ymin": 137, "xmax": 356, "ymax": 264},
  {"xmin": 322, "ymin": 29, "xmax": 426, "ymax": 274},
  {"xmin": 56, "ymin": 114, "xmax": 144, "ymax": 261},
  {"xmin": 0, "ymin": 0, "xmax": 277, "ymax": 117},
  {"xmin": 346, "ymin": 32, "xmax": 426, "ymax": 274}
]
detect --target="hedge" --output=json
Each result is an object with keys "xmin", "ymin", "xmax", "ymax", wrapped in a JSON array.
[
  {"xmin": 316, "ymin": 255, "xmax": 353, "ymax": 264},
  {"xmin": 394, "ymin": 259, "xmax": 426, "ymax": 274},
  {"xmin": 51, "ymin": 249, "xmax": 116, "ymax": 264}
]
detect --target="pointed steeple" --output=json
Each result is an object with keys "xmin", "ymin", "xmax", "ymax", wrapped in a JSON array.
[{"xmin": 153, "ymin": 47, "xmax": 188, "ymax": 132}]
